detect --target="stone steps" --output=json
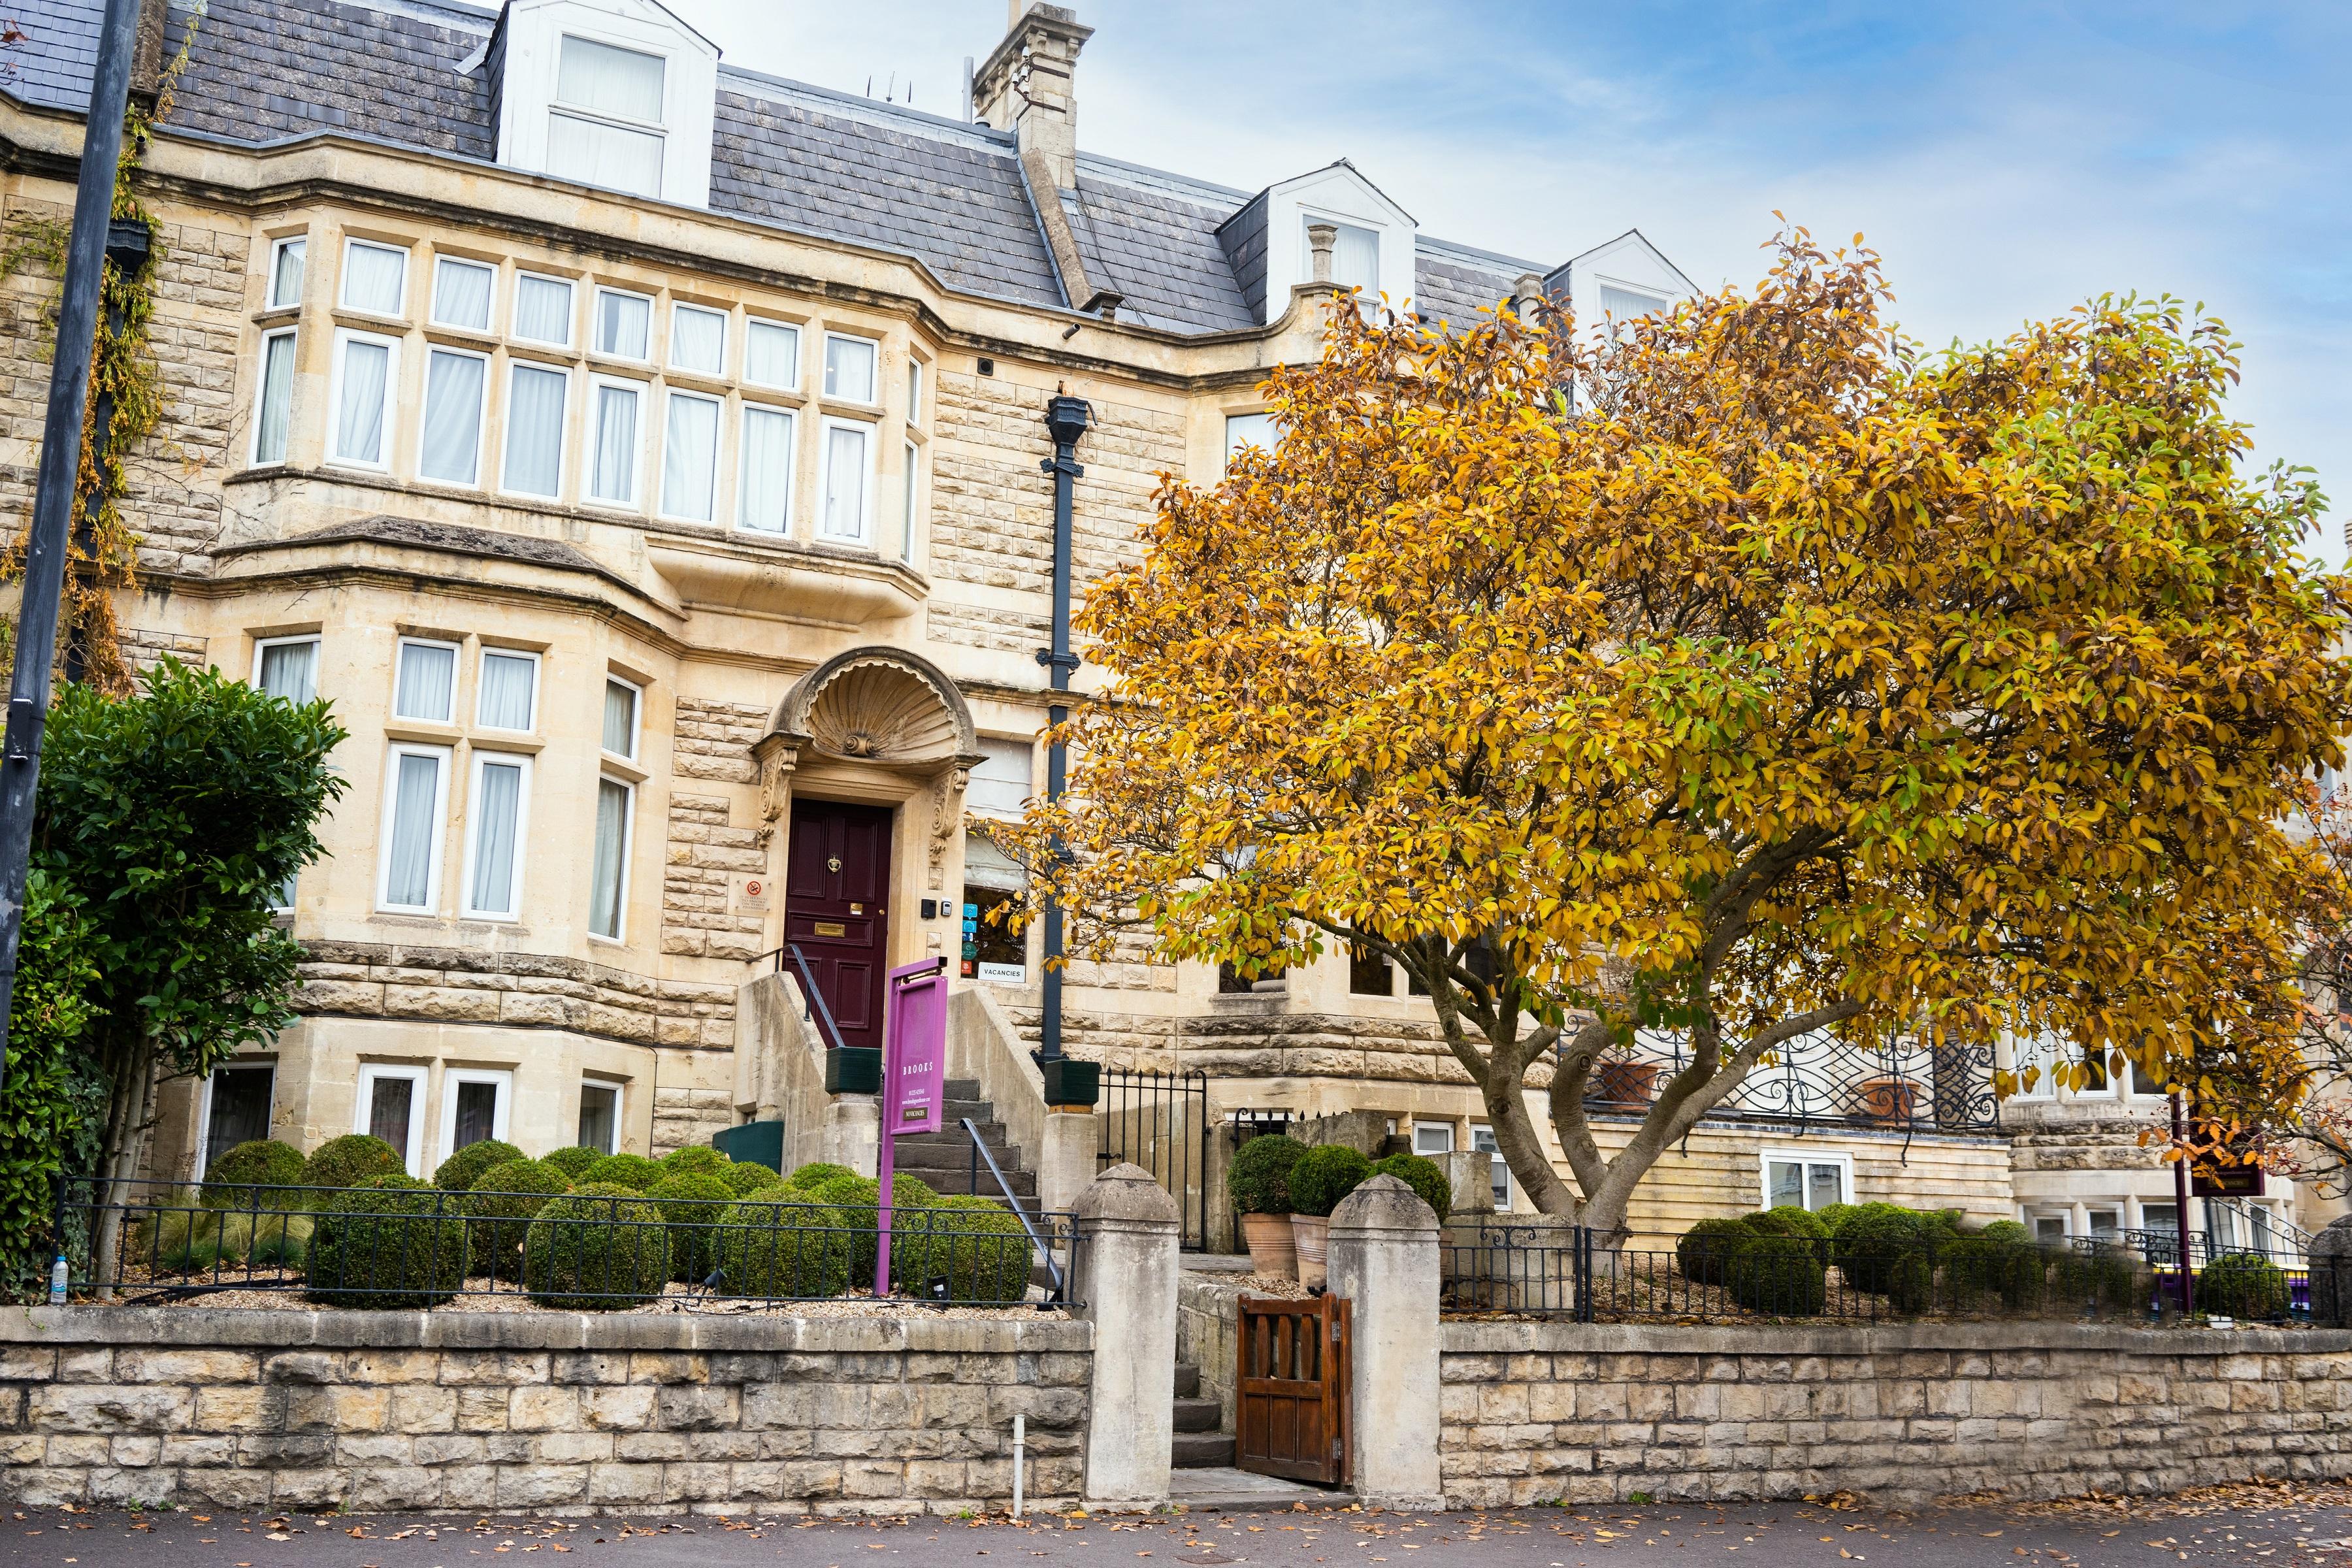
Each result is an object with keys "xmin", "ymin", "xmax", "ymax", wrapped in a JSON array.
[{"xmin": 1171, "ymin": 1360, "xmax": 1233, "ymax": 1469}]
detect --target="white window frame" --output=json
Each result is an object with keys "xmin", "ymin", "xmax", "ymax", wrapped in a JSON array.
[
  {"xmin": 355, "ymin": 1063, "xmax": 429, "ymax": 1177},
  {"xmin": 821, "ymin": 331, "xmax": 880, "ymax": 404},
  {"xmin": 1301, "ymin": 211, "xmax": 1383, "ymax": 314},
  {"xmin": 416, "ymin": 343, "xmax": 491, "ymax": 487},
  {"xmin": 461, "ymin": 750, "xmax": 534, "ymax": 922},
  {"xmin": 439, "ymin": 1067, "xmax": 515, "ymax": 1167},
  {"xmin": 337, "ymin": 237, "xmax": 410, "ymax": 318},
  {"xmin": 266, "ymin": 237, "xmax": 306, "ymax": 311},
  {"xmin": 248, "ymin": 326, "xmax": 299, "ymax": 467},
  {"xmin": 429, "ymin": 255, "xmax": 497, "ymax": 332},
  {"xmin": 584, "ymin": 373, "xmax": 647, "ymax": 509},
  {"xmin": 901, "ymin": 438, "xmax": 919, "ymax": 563},
  {"xmin": 374, "ymin": 742, "xmax": 452, "ymax": 914},
  {"xmin": 657, "ymin": 386, "xmax": 724, "ymax": 523},
  {"xmin": 474, "ymin": 647, "xmax": 541, "ymax": 733},
  {"xmin": 498, "ymin": 359, "xmax": 572, "ymax": 500},
  {"xmin": 549, "ymin": 31, "xmax": 670, "ymax": 197},
  {"xmin": 602, "ymin": 675, "xmax": 642, "ymax": 761},
  {"xmin": 512, "ymin": 271, "xmax": 576, "ymax": 348},
  {"xmin": 906, "ymin": 357, "xmax": 924, "ymax": 422},
  {"xmin": 1224, "ymin": 410, "xmax": 1275, "ymax": 469},
  {"xmin": 1759, "ymin": 1148, "xmax": 1854, "ymax": 1213},
  {"xmin": 197, "ymin": 1062, "xmax": 277, "ymax": 1175},
  {"xmin": 735, "ymin": 401, "xmax": 796, "ymax": 536},
  {"xmin": 392, "ymin": 636, "xmax": 461, "ymax": 724},
  {"xmin": 1470, "ymin": 1125, "xmax": 1512, "ymax": 1211},
  {"xmin": 743, "ymin": 318, "xmax": 801, "ymax": 390},
  {"xmin": 324, "ymin": 328, "xmax": 400, "ymax": 472},
  {"xmin": 578, "ymin": 1077, "xmax": 625, "ymax": 1156},
  {"xmin": 668, "ymin": 302, "xmax": 728, "ymax": 376},
  {"xmin": 592, "ymin": 286, "xmax": 655, "ymax": 363},
  {"xmin": 816, "ymin": 416, "xmax": 875, "ymax": 544},
  {"xmin": 589, "ymin": 774, "xmax": 636, "ymax": 944},
  {"xmin": 1411, "ymin": 1122, "xmax": 1456, "ymax": 1156},
  {"xmin": 252, "ymin": 634, "xmax": 322, "ymax": 700}
]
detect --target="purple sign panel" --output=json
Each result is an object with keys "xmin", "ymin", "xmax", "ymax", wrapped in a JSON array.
[{"xmin": 884, "ymin": 960, "xmax": 947, "ymax": 1136}]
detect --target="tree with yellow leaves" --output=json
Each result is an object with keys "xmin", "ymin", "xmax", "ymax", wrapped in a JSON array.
[{"xmin": 991, "ymin": 231, "xmax": 2352, "ymax": 1237}]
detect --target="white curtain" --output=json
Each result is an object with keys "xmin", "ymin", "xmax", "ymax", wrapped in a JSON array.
[
  {"xmin": 514, "ymin": 275, "xmax": 572, "ymax": 344},
  {"xmin": 395, "ymin": 641, "xmax": 455, "ymax": 721},
  {"xmin": 504, "ymin": 365, "xmax": 568, "ymax": 496},
  {"xmin": 270, "ymin": 238, "xmax": 305, "ymax": 308},
  {"xmin": 745, "ymin": 321, "xmax": 798, "ymax": 388},
  {"xmin": 738, "ymin": 407, "xmax": 793, "ymax": 532},
  {"xmin": 433, "ymin": 258, "xmax": 493, "ymax": 331},
  {"xmin": 1330, "ymin": 222, "xmax": 1380, "ymax": 301},
  {"xmin": 477, "ymin": 652, "xmax": 536, "ymax": 730},
  {"xmin": 670, "ymin": 306, "xmax": 725, "ymax": 374},
  {"xmin": 590, "ymin": 384, "xmax": 640, "ymax": 502},
  {"xmin": 257, "ymin": 640, "xmax": 318, "ymax": 704},
  {"xmin": 384, "ymin": 751, "xmax": 443, "ymax": 907},
  {"xmin": 342, "ymin": 242, "xmax": 406, "ymax": 314},
  {"xmin": 591, "ymin": 779, "xmax": 630, "ymax": 939},
  {"xmin": 557, "ymin": 34, "xmax": 665, "ymax": 122},
  {"xmin": 468, "ymin": 759, "xmax": 523, "ymax": 916},
  {"xmin": 823, "ymin": 335, "xmax": 875, "ymax": 402},
  {"xmin": 333, "ymin": 338, "xmax": 389, "ymax": 463},
  {"xmin": 1222, "ymin": 411, "xmax": 1273, "ymax": 468},
  {"xmin": 595, "ymin": 291, "xmax": 651, "ymax": 359},
  {"xmin": 661, "ymin": 392, "xmax": 718, "ymax": 521},
  {"xmin": 602, "ymin": 680, "xmax": 637, "ymax": 757},
  {"xmin": 419, "ymin": 350, "xmax": 485, "ymax": 484},
  {"xmin": 547, "ymin": 115, "xmax": 664, "ymax": 199},
  {"xmin": 255, "ymin": 333, "xmax": 295, "ymax": 465},
  {"xmin": 821, "ymin": 423, "xmax": 868, "ymax": 540}
]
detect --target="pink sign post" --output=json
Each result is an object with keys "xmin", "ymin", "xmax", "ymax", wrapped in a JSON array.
[{"xmin": 875, "ymin": 958, "xmax": 948, "ymax": 1299}]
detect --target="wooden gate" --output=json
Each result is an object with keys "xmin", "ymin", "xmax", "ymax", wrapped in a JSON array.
[{"xmin": 1235, "ymin": 1292, "xmax": 1350, "ymax": 1484}]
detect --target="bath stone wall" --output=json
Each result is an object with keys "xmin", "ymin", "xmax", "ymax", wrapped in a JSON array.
[
  {"xmin": 0, "ymin": 1307, "xmax": 1090, "ymax": 1516},
  {"xmin": 1439, "ymin": 1320, "xmax": 2352, "ymax": 1509}
]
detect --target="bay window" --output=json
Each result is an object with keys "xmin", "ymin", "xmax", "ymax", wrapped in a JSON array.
[
  {"xmin": 822, "ymin": 333, "xmax": 877, "ymax": 403},
  {"xmin": 476, "ymin": 649, "xmax": 539, "ymax": 732},
  {"xmin": 589, "ymin": 776, "xmax": 634, "ymax": 941},
  {"xmin": 431, "ymin": 256, "xmax": 495, "ymax": 331},
  {"xmin": 744, "ymin": 319, "xmax": 800, "ymax": 389},
  {"xmin": 463, "ymin": 752, "xmax": 531, "ymax": 921},
  {"xmin": 587, "ymin": 378, "xmax": 644, "ymax": 506},
  {"xmin": 267, "ymin": 237, "xmax": 305, "ymax": 310},
  {"xmin": 441, "ymin": 1068, "xmax": 514, "ymax": 1158},
  {"xmin": 818, "ymin": 418, "xmax": 872, "ymax": 543},
  {"xmin": 250, "ymin": 327, "xmax": 297, "ymax": 465},
  {"xmin": 668, "ymin": 303, "xmax": 725, "ymax": 375},
  {"xmin": 327, "ymin": 330, "xmax": 397, "ymax": 469},
  {"xmin": 602, "ymin": 676, "xmax": 641, "ymax": 760},
  {"xmin": 593, "ymin": 288, "xmax": 652, "ymax": 361},
  {"xmin": 659, "ymin": 389, "xmax": 720, "ymax": 521},
  {"xmin": 393, "ymin": 637, "xmax": 457, "ymax": 723},
  {"xmin": 356, "ymin": 1064, "xmax": 427, "ymax": 1175},
  {"xmin": 513, "ymin": 273, "xmax": 575, "ymax": 346},
  {"xmin": 376, "ymin": 743, "xmax": 451, "ymax": 913},
  {"xmin": 737, "ymin": 405, "xmax": 794, "ymax": 534},
  {"xmin": 339, "ymin": 238, "xmax": 409, "ymax": 317}
]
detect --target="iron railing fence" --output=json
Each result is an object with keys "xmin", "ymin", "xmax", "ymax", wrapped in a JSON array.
[
  {"xmin": 2119, "ymin": 1228, "xmax": 2310, "ymax": 1319},
  {"xmin": 1607, "ymin": 1028, "xmax": 2002, "ymax": 1133},
  {"xmin": 1096, "ymin": 1068, "xmax": 1211, "ymax": 1250},
  {"xmin": 1441, "ymin": 1222, "xmax": 2304, "ymax": 1326},
  {"xmin": 54, "ymin": 1177, "xmax": 1081, "ymax": 1311}
]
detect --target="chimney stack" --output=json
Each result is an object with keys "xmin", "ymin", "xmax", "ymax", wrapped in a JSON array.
[{"xmin": 972, "ymin": 3, "xmax": 1091, "ymax": 192}]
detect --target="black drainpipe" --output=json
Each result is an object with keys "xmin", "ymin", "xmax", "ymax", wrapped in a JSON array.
[{"xmin": 1036, "ymin": 393, "xmax": 1100, "ymax": 1109}]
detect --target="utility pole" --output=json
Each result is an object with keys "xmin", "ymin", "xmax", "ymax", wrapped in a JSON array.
[
  {"xmin": 1034, "ymin": 391, "xmax": 1098, "ymax": 1109},
  {"xmin": 0, "ymin": 0, "xmax": 144, "ymax": 1101}
]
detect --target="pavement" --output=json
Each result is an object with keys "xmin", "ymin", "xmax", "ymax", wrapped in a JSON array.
[{"xmin": 5, "ymin": 1494, "xmax": 2352, "ymax": 1568}]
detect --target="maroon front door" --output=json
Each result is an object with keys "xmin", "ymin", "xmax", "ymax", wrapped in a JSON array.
[{"xmin": 783, "ymin": 799, "xmax": 894, "ymax": 1051}]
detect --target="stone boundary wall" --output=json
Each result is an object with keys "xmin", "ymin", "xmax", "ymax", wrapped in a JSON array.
[
  {"xmin": 1441, "ymin": 1320, "xmax": 2352, "ymax": 1508},
  {"xmin": 0, "ymin": 1307, "xmax": 1090, "ymax": 1516}
]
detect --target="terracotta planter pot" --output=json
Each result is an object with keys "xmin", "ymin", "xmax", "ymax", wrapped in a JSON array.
[
  {"xmin": 1290, "ymin": 1213, "xmax": 1331, "ymax": 1291},
  {"xmin": 1857, "ymin": 1076, "xmax": 1919, "ymax": 1126},
  {"xmin": 1239, "ymin": 1212, "xmax": 1298, "ymax": 1278},
  {"xmin": 1592, "ymin": 1060, "xmax": 1662, "ymax": 1107}
]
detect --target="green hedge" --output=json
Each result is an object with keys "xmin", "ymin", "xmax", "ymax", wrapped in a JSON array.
[
  {"xmin": 1726, "ymin": 1232, "xmax": 1827, "ymax": 1315},
  {"xmin": 523, "ymin": 1183, "xmax": 671, "ymax": 1309},
  {"xmin": 1369, "ymin": 1152, "xmax": 1452, "ymax": 1222},
  {"xmin": 783, "ymin": 1160, "xmax": 857, "ymax": 1192},
  {"xmin": 645, "ymin": 1171, "xmax": 736, "ymax": 1283},
  {"xmin": 199, "ymin": 1139, "xmax": 306, "ymax": 1207},
  {"xmin": 1675, "ymin": 1217, "xmax": 1751, "ymax": 1286},
  {"xmin": 461, "ymin": 1158, "xmax": 572, "ymax": 1281},
  {"xmin": 659, "ymin": 1147, "xmax": 729, "ymax": 1179},
  {"xmin": 892, "ymin": 1196, "xmax": 1033, "ymax": 1303},
  {"xmin": 715, "ymin": 1191, "xmax": 855, "ymax": 1299},
  {"xmin": 542, "ymin": 1146, "xmax": 605, "ymax": 1181},
  {"xmin": 721, "ymin": 1161, "xmax": 781, "ymax": 1197},
  {"xmin": 2197, "ymin": 1252, "xmax": 2289, "ymax": 1320},
  {"xmin": 304, "ymin": 1175, "xmax": 468, "ymax": 1307},
  {"xmin": 580, "ymin": 1153, "xmax": 664, "ymax": 1191},
  {"xmin": 433, "ymin": 1139, "xmax": 523, "ymax": 1196},
  {"xmin": 1228, "ymin": 1134, "xmax": 1305, "ymax": 1216},
  {"xmin": 1288, "ymin": 1145, "xmax": 1372, "ymax": 1218},
  {"xmin": 1831, "ymin": 1203, "xmax": 1938, "ymax": 1307},
  {"xmin": 806, "ymin": 1171, "xmax": 938, "ymax": 1289},
  {"xmin": 301, "ymin": 1134, "xmax": 406, "ymax": 1196}
]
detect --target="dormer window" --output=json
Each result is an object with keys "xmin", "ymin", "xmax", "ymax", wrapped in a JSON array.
[
  {"xmin": 1599, "ymin": 284, "xmax": 1668, "ymax": 331},
  {"xmin": 1307, "ymin": 217, "xmax": 1380, "ymax": 304},
  {"xmin": 548, "ymin": 35, "xmax": 668, "ymax": 198}
]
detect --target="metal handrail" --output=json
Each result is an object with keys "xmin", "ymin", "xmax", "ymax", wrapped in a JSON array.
[
  {"xmin": 960, "ymin": 1115, "xmax": 1065, "ymax": 1299},
  {"xmin": 748, "ymin": 942, "xmax": 847, "ymax": 1054}
]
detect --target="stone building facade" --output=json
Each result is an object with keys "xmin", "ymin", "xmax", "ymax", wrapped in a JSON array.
[{"xmin": 5, "ymin": 0, "xmax": 2277, "ymax": 1247}]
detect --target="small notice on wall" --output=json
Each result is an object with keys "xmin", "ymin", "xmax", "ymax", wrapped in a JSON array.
[
  {"xmin": 977, "ymin": 962, "xmax": 1027, "ymax": 985},
  {"xmin": 734, "ymin": 875, "xmax": 771, "ymax": 913}
]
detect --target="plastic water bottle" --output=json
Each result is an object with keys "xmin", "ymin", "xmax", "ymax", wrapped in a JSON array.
[{"xmin": 48, "ymin": 1254, "xmax": 67, "ymax": 1305}]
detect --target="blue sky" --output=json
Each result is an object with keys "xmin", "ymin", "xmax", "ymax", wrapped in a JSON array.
[{"xmin": 672, "ymin": 0, "xmax": 2351, "ymax": 564}]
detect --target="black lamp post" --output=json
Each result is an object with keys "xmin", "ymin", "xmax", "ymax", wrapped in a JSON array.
[
  {"xmin": 1034, "ymin": 393, "xmax": 1098, "ymax": 1109},
  {"xmin": 0, "ymin": 0, "xmax": 143, "ymax": 1103}
]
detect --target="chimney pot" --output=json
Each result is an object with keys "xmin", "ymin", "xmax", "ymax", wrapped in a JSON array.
[{"xmin": 1307, "ymin": 223, "xmax": 1338, "ymax": 286}]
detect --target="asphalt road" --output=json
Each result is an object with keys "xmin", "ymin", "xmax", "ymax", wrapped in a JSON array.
[{"xmin": 4, "ymin": 1499, "xmax": 2350, "ymax": 1568}]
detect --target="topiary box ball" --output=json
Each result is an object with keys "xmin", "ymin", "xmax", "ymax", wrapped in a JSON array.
[
  {"xmin": 433, "ymin": 1139, "xmax": 523, "ymax": 1194},
  {"xmin": 523, "ymin": 1183, "xmax": 671, "ymax": 1309}
]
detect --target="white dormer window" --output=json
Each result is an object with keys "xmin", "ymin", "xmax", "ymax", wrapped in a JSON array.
[
  {"xmin": 1306, "ymin": 217, "xmax": 1381, "ymax": 305},
  {"xmin": 1599, "ymin": 284, "xmax": 1668, "ymax": 333},
  {"xmin": 548, "ymin": 35, "xmax": 667, "ymax": 199},
  {"xmin": 494, "ymin": 1, "xmax": 721, "ymax": 209}
]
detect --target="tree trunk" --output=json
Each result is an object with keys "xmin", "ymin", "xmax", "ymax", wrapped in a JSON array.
[{"xmin": 88, "ymin": 1032, "xmax": 157, "ymax": 1302}]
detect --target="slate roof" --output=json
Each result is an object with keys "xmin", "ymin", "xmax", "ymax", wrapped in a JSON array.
[{"xmin": 11, "ymin": 0, "xmax": 1541, "ymax": 335}]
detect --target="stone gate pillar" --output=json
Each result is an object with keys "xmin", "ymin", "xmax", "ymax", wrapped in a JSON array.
[
  {"xmin": 1073, "ymin": 1162, "xmax": 1180, "ymax": 1507},
  {"xmin": 1328, "ymin": 1173, "xmax": 1445, "ymax": 1509}
]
